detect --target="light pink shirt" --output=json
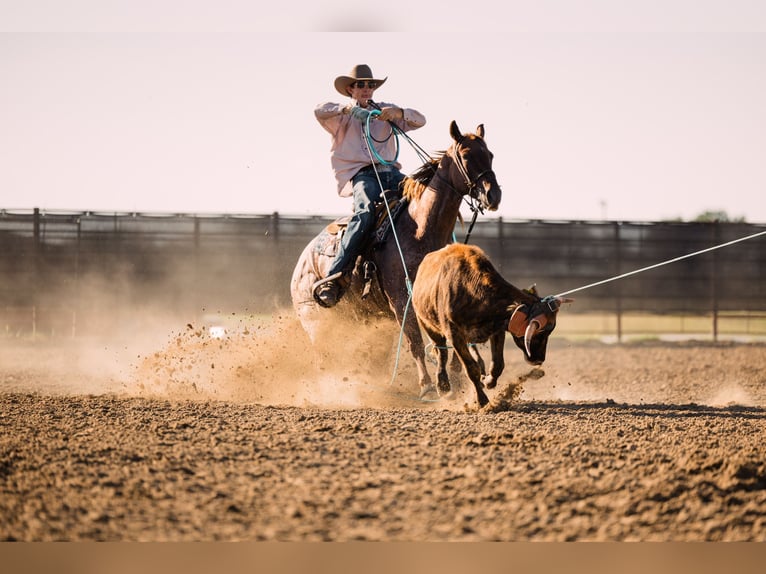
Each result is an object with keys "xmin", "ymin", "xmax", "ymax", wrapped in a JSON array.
[{"xmin": 315, "ymin": 100, "xmax": 426, "ymax": 197}]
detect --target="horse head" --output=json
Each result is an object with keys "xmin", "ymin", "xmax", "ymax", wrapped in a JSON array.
[{"xmin": 449, "ymin": 120, "xmax": 502, "ymax": 212}]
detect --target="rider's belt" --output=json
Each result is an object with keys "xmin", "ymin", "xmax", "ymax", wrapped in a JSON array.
[{"xmin": 357, "ymin": 163, "xmax": 394, "ymax": 176}]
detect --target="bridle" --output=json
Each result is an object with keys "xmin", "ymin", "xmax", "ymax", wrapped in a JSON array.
[
  {"xmin": 432, "ymin": 138, "xmax": 497, "ymax": 216},
  {"xmin": 430, "ymin": 138, "xmax": 498, "ymax": 242},
  {"xmin": 450, "ymin": 138, "xmax": 496, "ymax": 214}
]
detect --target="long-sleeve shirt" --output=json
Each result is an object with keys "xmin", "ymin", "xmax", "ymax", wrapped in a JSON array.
[{"xmin": 315, "ymin": 101, "xmax": 426, "ymax": 197}]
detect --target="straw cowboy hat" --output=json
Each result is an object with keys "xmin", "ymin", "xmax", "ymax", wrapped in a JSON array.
[{"xmin": 334, "ymin": 64, "xmax": 387, "ymax": 97}]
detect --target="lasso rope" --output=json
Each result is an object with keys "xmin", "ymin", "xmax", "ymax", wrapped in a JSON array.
[
  {"xmin": 359, "ymin": 107, "xmax": 417, "ymax": 389},
  {"xmin": 555, "ymin": 228, "xmax": 766, "ymax": 298},
  {"xmin": 364, "ymin": 110, "xmax": 399, "ymax": 165}
]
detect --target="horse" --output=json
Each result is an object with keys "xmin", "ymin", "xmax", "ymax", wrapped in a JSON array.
[{"xmin": 289, "ymin": 120, "xmax": 502, "ymax": 400}]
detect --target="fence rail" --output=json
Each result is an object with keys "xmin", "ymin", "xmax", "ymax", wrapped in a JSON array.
[{"xmin": 1, "ymin": 208, "xmax": 764, "ymax": 341}]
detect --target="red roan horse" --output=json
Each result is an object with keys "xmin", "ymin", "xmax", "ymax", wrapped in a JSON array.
[{"xmin": 290, "ymin": 121, "xmax": 502, "ymax": 400}]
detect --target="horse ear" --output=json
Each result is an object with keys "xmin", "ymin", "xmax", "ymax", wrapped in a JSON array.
[
  {"xmin": 476, "ymin": 124, "xmax": 485, "ymax": 139},
  {"xmin": 450, "ymin": 120, "xmax": 462, "ymax": 142}
]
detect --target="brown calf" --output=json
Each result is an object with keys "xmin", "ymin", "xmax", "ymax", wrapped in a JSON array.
[{"xmin": 412, "ymin": 243, "xmax": 571, "ymax": 407}]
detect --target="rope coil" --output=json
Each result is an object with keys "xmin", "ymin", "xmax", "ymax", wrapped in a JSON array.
[{"xmin": 364, "ymin": 109, "xmax": 399, "ymax": 165}]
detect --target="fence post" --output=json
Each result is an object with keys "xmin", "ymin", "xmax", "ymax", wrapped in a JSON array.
[
  {"xmin": 194, "ymin": 216, "xmax": 201, "ymax": 315},
  {"xmin": 711, "ymin": 221, "xmax": 720, "ymax": 342},
  {"xmin": 614, "ymin": 221, "xmax": 623, "ymax": 343},
  {"xmin": 33, "ymin": 208, "xmax": 41, "ymax": 341},
  {"xmin": 269, "ymin": 212, "xmax": 280, "ymax": 241},
  {"xmin": 73, "ymin": 215, "xmax": 81, "ymax": 338}
]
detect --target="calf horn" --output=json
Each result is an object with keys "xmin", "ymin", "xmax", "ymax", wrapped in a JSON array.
[{"xmin": 524, "ymin": 319, "xmax": 541, "ymax": 357}]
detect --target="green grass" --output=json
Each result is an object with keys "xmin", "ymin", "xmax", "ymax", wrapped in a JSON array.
[{"xmin": 556, "ymin": 311, "xmax": 766, "ymax": 341}]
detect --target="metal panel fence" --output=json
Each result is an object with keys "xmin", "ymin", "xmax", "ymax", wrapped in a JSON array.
[{"xmin": 1, "ymin": 209, "xmax": 764, "ymax": 340}]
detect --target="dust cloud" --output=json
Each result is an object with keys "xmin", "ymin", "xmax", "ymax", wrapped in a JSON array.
[
  {"xmin": 122, "ymin": 309, "xmax": 442, "ymax": 409},
  {"xmin": 4, "ymin": 262, "xmax": 766, "ymax": 412}
]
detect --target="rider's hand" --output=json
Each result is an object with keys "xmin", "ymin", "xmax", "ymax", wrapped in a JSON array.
[
  {"xmin": 376, "ymin": 107, "xmax": 404, "ymax": 122},
  {"xmin": 346, "ymin": 106, "xmax": 372, "ymax": 122}
]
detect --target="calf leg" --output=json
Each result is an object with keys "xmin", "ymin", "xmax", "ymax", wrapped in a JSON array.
[
  {"xmin": 450, "ymin": 333, "xmax": 490, "ymax": 407},
  {"xmin": 422, "ymin": 325, "xmax": 451, "ymax": 395},
  {"xmin": 468, "ymin": 344, "xmax": 486, "ymax": 376},
  {"xmin": 481, "ymin": 331, "xmax": 506, "ymax": 389},
  {"xmin": 447, "ymin": 345, "xmax": 481, "ymax": 395}
]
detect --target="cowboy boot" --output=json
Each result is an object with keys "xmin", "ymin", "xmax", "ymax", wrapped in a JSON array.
[{"xmin": 312, "ymin": 272, "xmax": 345, "ymax": 308}]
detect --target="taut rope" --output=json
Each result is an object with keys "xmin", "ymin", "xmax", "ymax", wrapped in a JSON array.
[{"xmin": 555, "ymin": 229, "xmax": 766, "ymax": 298}]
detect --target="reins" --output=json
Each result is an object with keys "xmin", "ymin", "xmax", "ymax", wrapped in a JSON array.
[
  {"xmin": 358, "ymin": 107, "xmax": 494, "ymax": 391},
  {"xmin": 450, "ymin": 142, "xmax": 492, "ymax": 243},
  {"xmin": 431, "ymin": 142, "xmax": 492, "ymax": 244}
]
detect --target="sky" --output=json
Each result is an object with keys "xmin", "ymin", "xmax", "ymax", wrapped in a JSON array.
[{"xmin": 2, "ymin": 1, "xmax": 766, "ymax": 223}]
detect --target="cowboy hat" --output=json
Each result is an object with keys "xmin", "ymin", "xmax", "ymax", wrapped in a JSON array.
[{"xmin": 334, "ymin": 64, "xmax": 387, "ymax": 97}]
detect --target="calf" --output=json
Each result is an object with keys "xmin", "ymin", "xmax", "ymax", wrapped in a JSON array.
[{"xmin": 412, "ymin": 243, "xmax": 571, "ymax": 407}]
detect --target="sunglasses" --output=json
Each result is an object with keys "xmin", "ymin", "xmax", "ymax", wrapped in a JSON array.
[{"xmin": 352, "ymin": 81, "xmax": 378, "ymax": 89}]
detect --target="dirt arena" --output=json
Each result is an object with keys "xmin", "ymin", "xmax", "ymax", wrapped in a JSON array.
[{"xmin": 1, "ymin": 311, "xmax": 766, "ymax": 541}]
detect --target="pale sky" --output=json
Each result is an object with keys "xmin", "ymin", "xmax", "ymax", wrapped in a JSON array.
[{"xmin": 2, "ymin": 2, "xmax": 765, "ymax": 223}]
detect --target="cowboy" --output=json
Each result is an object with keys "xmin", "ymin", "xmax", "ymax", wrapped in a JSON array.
[{"xmin": 312, "ymin": 64, "xmax": 426, "ymax": 308}]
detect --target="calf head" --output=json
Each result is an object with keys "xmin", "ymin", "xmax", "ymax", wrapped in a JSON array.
[{"xmin": 507, "ymin": 287, "xmax": 573, "ymax": 365}]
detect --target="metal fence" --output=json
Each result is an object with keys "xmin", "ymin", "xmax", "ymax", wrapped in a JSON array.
[{"xmin": 1, "ymin": 208, "xmax": 764, "ymax": 340}]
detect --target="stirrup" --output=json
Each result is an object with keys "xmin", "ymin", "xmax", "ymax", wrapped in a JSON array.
[{"xmin": 361, "ymin": 261, "xmax": 377, "ymax": 299}]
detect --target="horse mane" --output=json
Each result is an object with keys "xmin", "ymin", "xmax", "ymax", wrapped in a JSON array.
[{"xmin": 401, "ymin": 152, "xmax": 445, "ymax": 201}]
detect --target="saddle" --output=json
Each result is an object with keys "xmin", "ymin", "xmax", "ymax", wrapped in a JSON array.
[
  {"xmin": 312, "ymin": 197, "xmax": 408, "ymax": 302},
  {"xmin": 317, "ymin": 196, "xmax": 407, "ymax": 256}
]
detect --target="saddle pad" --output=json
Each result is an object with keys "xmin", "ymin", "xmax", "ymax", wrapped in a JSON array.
[{"xmin": 313, "ymin": 228, "xmax": 341, "ymax": 257}]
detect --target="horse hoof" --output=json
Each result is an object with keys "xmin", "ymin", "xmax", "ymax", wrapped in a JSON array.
[
  {"xmin": 418, "ymin": 385, "xmax": 439, "ymax": 402},
  {"xmin": 481, "ymin": 374, "xmax": 497, "ymax": 389}
]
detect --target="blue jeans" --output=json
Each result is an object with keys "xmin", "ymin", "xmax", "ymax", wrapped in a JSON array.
[{"xmin": 327, "ymin": 166, "xmax": 405, "ymax": 277}]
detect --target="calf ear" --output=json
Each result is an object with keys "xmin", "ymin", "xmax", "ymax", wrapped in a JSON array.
[{"xmin": 524, "ymin": 284, "xmax": 539, "ymax": 297}]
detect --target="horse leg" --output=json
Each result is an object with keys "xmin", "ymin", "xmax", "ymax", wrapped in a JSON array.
[
  {"xmin": 447, "ymin": 348, "xmax": 467, "ymax": 393},
  {"xmin": 394, "ymin": 300, "xmax": 437, "ymax": 399}
]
